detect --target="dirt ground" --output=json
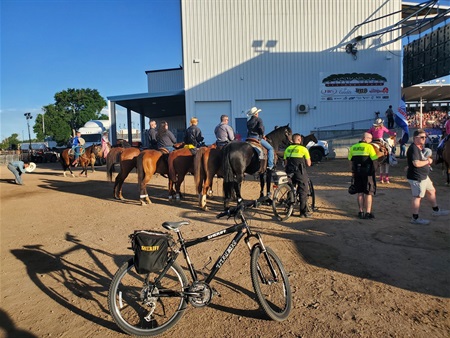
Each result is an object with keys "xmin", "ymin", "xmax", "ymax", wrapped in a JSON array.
[{"xmin": 1, "ymin": 157, "xmax": 449, "ymax": 338}]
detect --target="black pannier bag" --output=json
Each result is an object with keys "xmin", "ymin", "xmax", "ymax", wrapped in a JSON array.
[{"xmin": 131, "ymin": 231, "xmax": 170, "ymax": 274}]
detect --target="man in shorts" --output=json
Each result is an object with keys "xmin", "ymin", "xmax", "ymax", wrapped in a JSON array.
[
  {"xmin": 406, "ymin": 129, "xmax": 449, "ymax": 225},
  {"xmin": 348, "ymin": 132, "xmax": 378, "ymax": 219}
]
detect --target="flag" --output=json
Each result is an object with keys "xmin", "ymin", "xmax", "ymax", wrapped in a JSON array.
[{"xmin": 394, "ymin": 95, "xmax": 409, "ymax": 144}]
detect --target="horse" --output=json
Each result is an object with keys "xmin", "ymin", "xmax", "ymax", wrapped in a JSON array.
[
  {"xmin": 442, "ymin": 141, "xmax": 450, "ymax": 185},
  {"xmin": 222, "ymin": 124, "xmax": 293, "ymax": 209},
  {"xmin": 193, "ymin": 144, "xmax": 223, "ymax": 210},
  {"xmin": 167, "ymin": 147, "xmax": 196, "ymax": 203},
  {"xmin": 112, "ymin": 147, "xmax": 141, "ymax": 200},
  {"xmin": 301, "ymin": 133, "xmax": 318, "ymax": 146},
  {"xmin": 137, "ymin": 150, "xmax": 170, "ymax": 205},
  {"xmin": 371, "ymin": 136, "xmax": 396, "ymax": 183},
  {"xmin": 59, "ymin": 144, "xmax": 102, "ymax": 177}
]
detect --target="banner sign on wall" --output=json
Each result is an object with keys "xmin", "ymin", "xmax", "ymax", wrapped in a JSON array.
[{"xmin": 320, "ymin": 72, "xmax": 390, "ymax": 102}]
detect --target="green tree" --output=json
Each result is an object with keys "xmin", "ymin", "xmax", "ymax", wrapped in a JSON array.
[
  {"xmin": 54, "ymin": 88, "xmax": 107, "ymax": 131},
  {"xmin": 32, "ymin": 88, "xmax": 107, "ymax": 145},
  {"xmin": 0, "ymin": 133, "xmax": 21, "ymax": 150}
]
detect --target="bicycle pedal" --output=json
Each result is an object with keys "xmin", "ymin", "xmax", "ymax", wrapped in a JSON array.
[{"xmin": 212, "ymin": 288, "xmax": 221, "ymax": 297}]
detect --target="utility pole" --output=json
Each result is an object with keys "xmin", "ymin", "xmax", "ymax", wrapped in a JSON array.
[{"xmin": 24, "ymin": 112, "xmax": 33, "ymax": 161}]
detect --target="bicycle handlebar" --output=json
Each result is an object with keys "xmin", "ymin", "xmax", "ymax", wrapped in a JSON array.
[{"xmin": 216, "ymin": 196, "xmax": 270, "ymax": 219}]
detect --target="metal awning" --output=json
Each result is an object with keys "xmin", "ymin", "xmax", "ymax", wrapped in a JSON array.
[
  {"xmin": 107, "ymin": 90, "xmax": 186, "ymax": 118},
  {"xmin": 402, "ymin": 84, "xmax": 450, "ymax": 101}
]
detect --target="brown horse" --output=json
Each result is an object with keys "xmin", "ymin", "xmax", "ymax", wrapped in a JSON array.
[
  {"xmin": 112, "ymin": 147, "xmax": 141, "ymax": 200},
  {"xmin": 137, "ymin": 150, "xmax": 169, "ymax": 205},
  {"xmin": 167, "ymin": 147, "xmax": 198, "ymax": 203},
  {"xmin": 59, "ymin": 144, "xmax": 101, "ymax": 177},
  {"xmin": 442, "ymin": 141, "xmax": 450, "ymax": 185},
  {"xmin": 193, "ymin": 144, "xmax": 223, "ymax": 210}
]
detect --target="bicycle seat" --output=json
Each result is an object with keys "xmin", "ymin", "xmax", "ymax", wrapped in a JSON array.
[{"xmin": 162, "ymin": 221, "xmax": 190, "ymax": 231}]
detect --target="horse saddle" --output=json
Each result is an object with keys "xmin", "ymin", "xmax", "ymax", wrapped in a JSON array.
[
  {"xmin": 371, "ymin": 141, "xmax": 388, "ymax": 157},
  {"xmin": 246, "ymin": 138, "xmax": 267, "ymax": 160}
]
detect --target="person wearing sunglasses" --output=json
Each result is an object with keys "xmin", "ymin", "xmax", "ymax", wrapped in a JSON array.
[{"xmin": 406, "ymin": 129, "xmax": 449, "ymax": 225}]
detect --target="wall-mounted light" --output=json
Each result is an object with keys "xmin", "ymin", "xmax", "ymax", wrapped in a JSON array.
[{"xmin": 345, "ymin": 43, "xmax": 358, "ymax": 60}]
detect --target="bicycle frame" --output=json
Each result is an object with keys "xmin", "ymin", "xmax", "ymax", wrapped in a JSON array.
[{"xmin": 153, "ymin": 216, "xmax": 266, "ymax": 293}]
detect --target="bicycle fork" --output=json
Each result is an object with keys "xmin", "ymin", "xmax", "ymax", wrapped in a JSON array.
[{"xmin": 245, "ymin": 234, "xmax": 279, "ymax": 284}]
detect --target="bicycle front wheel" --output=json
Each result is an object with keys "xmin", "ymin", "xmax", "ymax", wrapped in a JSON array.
[
  {"xmin": 272, "ymin": 184, "xmax": 294, "ymax": 221},
  {"xmin": 250, "ymin": 246, "xmax": 292, "ymax": 321},
  {"xmin": 108, "ymin": 259, "xmax": 188, "ymax": 337}
]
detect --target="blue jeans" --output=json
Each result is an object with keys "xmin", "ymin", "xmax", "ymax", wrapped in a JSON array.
[
  {"xmin": 260, "ymin": 138, "xmax": 274, "ymax": 168},
  {"xmin": 7, "ymin": 163, "xmax": 23, "ymax": 184}
]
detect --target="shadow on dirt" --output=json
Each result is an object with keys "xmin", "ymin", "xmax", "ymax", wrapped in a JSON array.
[{"xmin": 10, "ymin": 233, "xmax": 123, "ymax": 334}]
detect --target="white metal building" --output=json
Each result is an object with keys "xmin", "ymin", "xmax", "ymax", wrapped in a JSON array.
[{"xmin": 109, "ymin": 0, "xmax": 405, "ymax": 145}]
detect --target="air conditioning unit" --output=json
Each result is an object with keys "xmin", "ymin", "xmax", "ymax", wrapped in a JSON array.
[{"xmin": 297, "ymin": 104, "xmax": 309, "ymax": 114}]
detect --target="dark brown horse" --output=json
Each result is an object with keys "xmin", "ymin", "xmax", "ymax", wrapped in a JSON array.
[
  {"xmin": 59, "ymin": 144, "xmax": 101, "ymax": 177},
  {"xmin": 167, "ymin": 147, "xmax": 197, "ymax": 203},
  {"xmin": 193, "ymin": 144, "xmax": 223, "ymax": 210},
  {"xmin": 137, "ymin": 150, "xmax": 169, "ymax": 205},
  {"xmin": 222, "ymin": 124, "xmax": 292, "ymax": 209},
  {"xmin": 112, "ymin": 147, "xmax": 141, "ymax": 200}
]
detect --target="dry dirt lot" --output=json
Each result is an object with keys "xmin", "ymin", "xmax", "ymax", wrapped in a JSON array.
[{"xmin": 1, "ymin": 158, "xmax": 449, "ymax": 338}]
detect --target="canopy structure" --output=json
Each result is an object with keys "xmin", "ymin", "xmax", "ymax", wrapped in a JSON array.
[{"xmin": 402, "ymin": 84, "xmax": 450, "ymax": 101}]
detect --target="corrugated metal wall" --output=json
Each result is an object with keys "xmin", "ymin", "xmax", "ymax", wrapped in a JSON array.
[
  {"xmin": 181, "ymin": 0, "xmax": 402, "ymax": 135},
  {"xmin": 147, "ymin": 68, "xmax": 184, "ymax": 92}
]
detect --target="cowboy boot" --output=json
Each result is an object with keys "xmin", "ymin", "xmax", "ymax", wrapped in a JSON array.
[
  {"xmin": 385, "ymin": 174, "xmax": 390, "ymax": 184},
  {"xmin": 379, "ymin": 174, "xmax": 384, "ymax": 183}
]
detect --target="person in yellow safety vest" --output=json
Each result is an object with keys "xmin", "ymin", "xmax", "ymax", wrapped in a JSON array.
[
  {"xmin": 283, "ymin": 133, "xmax": 312, "ymax": 218},
  {"xmin": 348, "ymin": 132, "xmax": 379, "ymax": 220}
]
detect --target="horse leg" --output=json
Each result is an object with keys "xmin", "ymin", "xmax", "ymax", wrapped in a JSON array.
[
  {"xmin": 168, "ymin": 179, "xmax": 175, "ymax": 203},
  {"xmin": 384, "ymin": 163, "xmax": 390, "ymax": 183},
  {"xmin": 259, "ymin": 173, "xmax": 265, "ymax": 198},
  {"xmin": 114, "ymin": 173, "xmax": 124, "ymax": 199}
]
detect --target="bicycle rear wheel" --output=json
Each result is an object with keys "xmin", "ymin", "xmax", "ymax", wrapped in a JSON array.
[
  {"xmin": 250, "ymin": 246, "xmax": 292, "ymax": 321},
  {"xmin": 307, "ymin": 179, "xmax": 315, "ymax": 212},
  {"xmin": 108, "ymin": 259, "xmax": 188, "ymax": 337},
  {"xmin": 272, "ymin": 184, "xmax": 294, "ymax": 221}
]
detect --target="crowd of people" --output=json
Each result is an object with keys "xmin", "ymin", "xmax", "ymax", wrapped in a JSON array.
[{"xmin": 406, "ymin": 109, "xmax": 448, "ymax": 129}]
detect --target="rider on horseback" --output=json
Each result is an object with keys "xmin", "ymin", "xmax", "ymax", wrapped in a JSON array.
[
  {"xmin": 157, "ymin": 121, "xmax": 177, "ymax": 152},
  {"xmin": 247, "ymin": 107, "xmax": 275, "ymax": 170},
  {"xmin": 71, "ymin": 131, "xmax": 85, "ymax": 166},
  {"xmin": 184, "ymin": 117, "xmax": 204, "ymax": 152},
  {"xmin": 367, "ymin": 118, "xmax": 397, "ymax": 145},
  {"xmin": 214, "ymin": 114, "xmax": 235, "ymax": 147}
]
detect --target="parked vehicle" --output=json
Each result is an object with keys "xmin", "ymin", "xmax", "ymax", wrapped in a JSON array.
[
  {"xmin": 20, "ymin": 142, "xmax": 59, "ymax": 163},
  {"xmin": 305, "ymin": 139, "xmax": 329, "ymax": 162},
  {"xmin": 78, "ymin": 120, "xmax": 110, "ymax": 147}
]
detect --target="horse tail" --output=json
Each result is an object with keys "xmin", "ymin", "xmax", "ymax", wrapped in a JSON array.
[
  {"xmin": 222, "ymin": 144, "xmax": 235, "ymax": 184},
  {"xmin": 168, "ymin": 150, "xmax": 178, "ymax": 183},
  {"xmin": 193, "ymin": 147, "xmax": 206, "ymax": 192},
  {"xmin": 106, "ymin": 148, "xmax": 121, "ymax": 182}
]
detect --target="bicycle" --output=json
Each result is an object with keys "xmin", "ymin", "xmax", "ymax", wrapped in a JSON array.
[
  {"xmin": 108, "ymin": 198, "xmax": 292, "ymax": 336},
  {"xmin": 271, "ymin": 172, "xmax": 315, "ymax": 221}
]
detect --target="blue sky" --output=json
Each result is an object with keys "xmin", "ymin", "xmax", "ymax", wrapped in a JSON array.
[
  {"xmin": 1, "ymin": 0, "xmax": 449, "ymax": 142},
  {"xmin": 1, "ymin": 0, "xmax": 182, "ymax": 141}
]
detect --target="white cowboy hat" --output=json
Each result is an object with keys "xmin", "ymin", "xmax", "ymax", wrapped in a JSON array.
[
  {"xmin": 373, "ymin": 118, "xmax": 384, "ymax": 126},
  {"xmin": 25, "ymin": 162, "xmax": 36, "ymax": 173},
  {"xmin": 247, "ymin": 107, "xmax": 262, "ymax": 116}
]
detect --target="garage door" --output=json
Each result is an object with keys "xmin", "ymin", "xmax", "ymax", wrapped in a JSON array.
[
  {"xmin": 194, "ymin": 101, "xmax": 232, "ymax": 145},
  {"xmin": 255, "ymin": 100, "xmax": 291, "ymax": 134}
]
